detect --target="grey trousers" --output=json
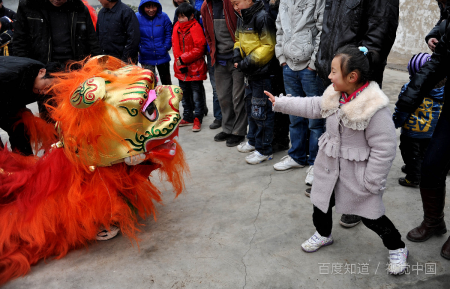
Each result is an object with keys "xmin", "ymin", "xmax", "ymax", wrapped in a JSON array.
[{"xmin": 214, "ymin": 60, "xmax": 247, "ymax": 136}]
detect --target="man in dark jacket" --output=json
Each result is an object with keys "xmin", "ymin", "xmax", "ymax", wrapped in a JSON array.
[
  {"xmin": 315, "ymin": 0, "xmax": 399, "ymax": 87},
  {"xmin": 12, "ymin": 0, "xmax": 101, "ymax": 64},
  {"xmin": 12, "ymin": 0, "xmax": 101, "ymax": 121},
  {"xmin": 315, "ymin": 0, "xmax": 399, "ymax": 229},
  {"xmin": 0, "ymin": 56, "xmax": 57, "ymax": 155},
  {"xmin": 0, "ymin": 0, "xmax": 16, "ymax": 20},
  {"xmin": 97, "ymin": 0, "xmax": 140, "ymax": 63},
  {"xmin": 201, "ymin": 0, "xmax": 247, "ymax": 147},
  {"xmin": 425, "ymin": 0, "xmax": 446, "ymax": 52},
  {"xmin": 394, "ymin": 1, "xmax": 450, "ymax": 260}
]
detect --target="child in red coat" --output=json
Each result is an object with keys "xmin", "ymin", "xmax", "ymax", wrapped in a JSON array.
[{"xmin": 172, "ymin": 3, "xmax": 207, "ymax": 132}]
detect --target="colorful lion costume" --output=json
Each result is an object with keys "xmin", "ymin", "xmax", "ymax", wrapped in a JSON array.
[{"xmin": 0, "ymin": 56, "xmax": 188, "ymax": 284}]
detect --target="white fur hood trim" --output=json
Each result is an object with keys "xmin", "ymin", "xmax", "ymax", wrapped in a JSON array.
[{"xmin": 320, "ymin": 81, "xmax": 390, "ymax": 130}]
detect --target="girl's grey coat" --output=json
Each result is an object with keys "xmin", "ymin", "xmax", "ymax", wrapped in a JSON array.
[{"xmin": 273, "ymin": 82, "xmax": 396, "ymax": 219}]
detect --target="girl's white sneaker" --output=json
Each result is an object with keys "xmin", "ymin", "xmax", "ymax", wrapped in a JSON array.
[
  {"xmin": 387, "ymin": 247, "xmax": 409, "ymax": 275},
  {"xmin": 301, "ymin": 231, "xmax": 334, "ymax": 253}
]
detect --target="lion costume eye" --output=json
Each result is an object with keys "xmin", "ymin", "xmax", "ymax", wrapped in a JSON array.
[{"xmin": 144, "ymin": 102, "xmax": 159, "ymax": 122}]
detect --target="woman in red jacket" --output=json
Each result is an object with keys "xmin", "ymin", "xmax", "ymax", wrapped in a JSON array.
[{"xmin": 173, "ymin": 3, "xmax": 207, "ymax": 132}]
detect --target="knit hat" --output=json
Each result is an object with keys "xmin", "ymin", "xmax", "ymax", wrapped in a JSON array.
[
  {"xmin": 407, "ymin": 53, "xmax": 431, "ymax": 76},
  {"xmin": 0, "ymin": 17, "xmax": 12, "ymax": 33}
]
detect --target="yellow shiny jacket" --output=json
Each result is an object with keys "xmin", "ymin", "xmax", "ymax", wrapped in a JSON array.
[{"xmin": 233, "ymin": 0, "xmax": 276, "ymax": 79}]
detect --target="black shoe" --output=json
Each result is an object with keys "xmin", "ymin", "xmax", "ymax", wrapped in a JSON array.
[
  {"xmin": 272, "ymin": 143, "xmax": 290, "ymax": 153},
  {"xmin": 204, "ymin": 106, "xmax": 209, "ymax": 116},
  {"xmin": 401, "ymin": 165, "xmax": 407, "ymax": 174},
  {"xmin": 339, "ymin": 214, "xmax": 361, "ymax": 228},
  {"xmin": 305, "ymin": 188, "xmax": 311, "ymax": 198},
  {"xmin": 399, "ymin": 177, "xmax": 420, "ymax": 187},
  {"xmin": 226, "ymin": 135, "xmax": 245, "ymax": 147},
  {"xmin": 209, "ymin": 119, "xmax": 222, "ymax": 130},
  {"xmin": 214, "ymin": 132, "xmax": 231, "ymax": 142}
]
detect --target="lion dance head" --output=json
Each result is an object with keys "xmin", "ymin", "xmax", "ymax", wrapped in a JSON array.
[{"xmin": 0, "ymin": 56, "xmax": 188, "ymax": 285}]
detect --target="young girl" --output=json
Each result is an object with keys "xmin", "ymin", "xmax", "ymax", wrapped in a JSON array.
[{"xmin": 265, "ymin": 45, "xmax": 409, "ymax": 275}]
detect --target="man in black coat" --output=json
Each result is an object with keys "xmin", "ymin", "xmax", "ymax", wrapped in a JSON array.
[
  {"xmin": 0, "ymin": 0, "xmax": 16, "ymax": 20},
  {"xmin": 425, "ymin": 0, "xmax": 446, "ymax": 52},
  {"xmin": 0, "ymin": 56, "xmax": 57, "ymax": 155},
  {"xmin": 315, "ymin": 0, "xmax": 399, "ymax": 87},
  {"xmin": 12, "ymin": 0, "xmax": 101, "ymax": 121},
  {"xmin": 395, "ymin": 0, "xmax": 450, "ymax": 260},
  {"xmin": 97, "ymin": 0, "xmax": 140, "ymax": 63},
  {"xmin": 314, "ymin": 0, "xmax": 399, "ymax": 229},
  {"xmin": 12, "ymin": 0, "xmax": 101, "ymax": 64}
]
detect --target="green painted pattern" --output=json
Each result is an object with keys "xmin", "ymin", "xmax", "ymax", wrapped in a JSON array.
[
  {"xmin": 119, "ymin": 106, "xmax": 139, "ymax": 117},
  {"xmin": 124, "ymin": 114, "xmax": 181, "ymax": 152},
  {"xmin": 124, "ymin": 91, "xmax": 146, "ymax": 95}
]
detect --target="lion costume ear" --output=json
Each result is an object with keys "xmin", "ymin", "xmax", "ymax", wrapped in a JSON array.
[{"xmin": 70, "ymin": 77, "xmax": 106, "ymax": 109}]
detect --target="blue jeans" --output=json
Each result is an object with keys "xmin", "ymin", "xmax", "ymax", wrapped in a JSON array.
[
  {"xmin": 283, "ymin": 66, "xmax": 325, "ymax": 165},
  {"xmin": 245, "ymin": 78, "xmax": 274, "ymax": 156},
  {"xmin": 207, "ymin": 54, "xmax": 221, "ymax": 120},
  {"xmin": 179, "ymin": 80, "xmax": 205, "ymax": 122}
]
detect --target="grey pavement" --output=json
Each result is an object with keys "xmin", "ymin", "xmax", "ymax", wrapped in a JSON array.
[{"xmin": 4, "ymin": 65, "xmax": 450, "ymax": 288}]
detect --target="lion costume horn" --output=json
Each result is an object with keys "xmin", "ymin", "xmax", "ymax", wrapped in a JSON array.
[{"xmin": 0, "ymin": 56, "xmax": 188, "ymax": 285}]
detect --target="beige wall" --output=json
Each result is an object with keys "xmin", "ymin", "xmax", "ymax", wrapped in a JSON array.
[{"xmin": 388, "ymin": 0, "xmax": 441, "ymax": 68}]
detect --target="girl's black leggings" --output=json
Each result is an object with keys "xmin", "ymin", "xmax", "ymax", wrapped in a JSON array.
[{"xmin": 312, "ymin": 193, "xmax": 405, "ymax": 250}]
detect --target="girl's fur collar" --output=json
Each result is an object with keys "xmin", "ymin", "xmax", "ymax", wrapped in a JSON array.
[{"xmin": 320, "ymin": 81, "xmax": 389, "ymax": 130}]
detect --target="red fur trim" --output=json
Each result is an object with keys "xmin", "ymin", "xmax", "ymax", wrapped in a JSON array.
[
  {"xmin": 15, "ymin": 110, "xmax": 58, "ymax": 153},
  {"xmin": 0, "ymin": 142, "xmax": 188, "ymax": 285}
]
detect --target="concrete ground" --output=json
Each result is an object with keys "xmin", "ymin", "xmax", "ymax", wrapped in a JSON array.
[{"xmin": 3, "ymin": 65, "xmax": 450, "ymax": 288}]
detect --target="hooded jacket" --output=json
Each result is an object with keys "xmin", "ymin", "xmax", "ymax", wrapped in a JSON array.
[
  {"xmin": 12, "ymin": 0, "xmax": 101, "ymax": 64},
  {"xmin": 315, "ymin": 0, "xmax": 399, "ymax": 86},
  {"xmin": 0, "ymin": 5, "xmax": 16, "ymax": 21},
  {"xmin": 172, "ymin": 18, "xmax": 207, "ymax": 81},
  {"xmin": 0, "ymin": 56, "xmax": 44, "ymax": 112},
  {"xmin": 233, "ymin": 0, "xmax": 276, "ymax": 79},
  {"xmin": 137, "ymin": 0, "xmax": 172, "ymax": 66},
  {"xmin": 275, "ymin": 0, "xmax": 325, "ymax": 71},
  {"xmin": 394, "ymin": 83, "xmax": 444, "ymax": 139},
  {"xmin": 201, "ymin": 0, "xmax": 237, "ymax": 66},
  {"xmin": 395, "ymin": 17, "xmax": 450, "ymax": 123},
  {"xmin": 97, "ymin": 0, "xmax": 140, "ymax": 63}
]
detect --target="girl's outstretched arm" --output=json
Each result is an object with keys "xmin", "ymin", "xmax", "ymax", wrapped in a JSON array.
[{"xmin": 264, "ymin": 90, "xmax": 324, "ymax": 119}]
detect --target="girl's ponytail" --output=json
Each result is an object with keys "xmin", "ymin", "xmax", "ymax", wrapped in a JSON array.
[{"xmin": 366, "ymin": 50, "xmax": 381, "ymax": 79}]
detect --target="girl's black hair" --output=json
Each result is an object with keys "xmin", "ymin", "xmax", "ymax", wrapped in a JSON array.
[
  {"xmin": 334, "ymin": 45, "xmax": 381, "ymax": 85},
  {"xmin": 175, "ymin": 3, "xmax": 195, "ymax": 19}
]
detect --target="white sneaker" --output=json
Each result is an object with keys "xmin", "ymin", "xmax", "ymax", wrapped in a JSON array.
[
  {"xmin": 237, "ymin": 141, "xmax": 255, "ymax": 153},
  {"xmin": 305, "ymin": 165, "xmax": 314, "ymax": 185},
  {"xmin": 245, "ymin": 151, "xmax": 273, "ymax": 165},
  {"xmin": 301, "ymin": 231, "xmax": 334, "ymax": 253},
  {"xmin": 387, "ymin": 247, "xmax": 409, "ymax": 275},
  {"xmin": 273, "ymin": 155, "xmax": 305, "ymax": 171}
]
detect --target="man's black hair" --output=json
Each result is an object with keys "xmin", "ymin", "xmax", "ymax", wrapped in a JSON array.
[
  {"xmin": 175, "ymin": 3, "xmax": 195, "ymax": 19},
  {"xmin": 43, "ymin": 62, "xmax": 62, "ymax": 79}
]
